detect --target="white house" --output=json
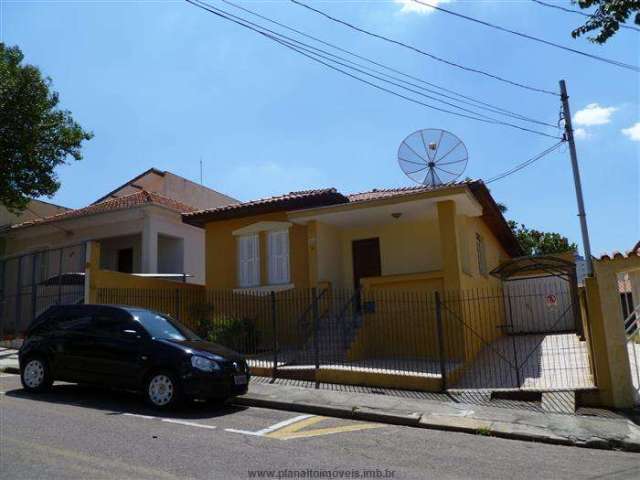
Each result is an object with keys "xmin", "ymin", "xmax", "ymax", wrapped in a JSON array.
[{"xmin": 1, "ymin": 169, "xmax": 238, "ymax": 285}]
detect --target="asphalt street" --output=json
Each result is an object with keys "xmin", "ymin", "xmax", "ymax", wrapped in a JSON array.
[{"xmin": 0, "ymin": 374, "xmax": 639, "ymax": 480}]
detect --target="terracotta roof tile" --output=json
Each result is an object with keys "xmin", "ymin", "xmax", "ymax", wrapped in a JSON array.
[
  {"xmin": 183, "ymin": 188, "xmax": 349, "ymax": 225},
  {"xmin": 11, "ymin": 191, "xmax": 196, "ymax": 230},
  {"xmin": 597, "ymin": 248, "xmax": 640, "ymax": 261},
  {"xmin": 347, "ymin": 181, "xmax": 469, "ymax": 203}
]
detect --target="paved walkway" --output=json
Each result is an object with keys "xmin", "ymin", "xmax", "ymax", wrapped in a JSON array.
[{"xmin": 0, "ymin": 348, "xmax": 19, "ymax": 373}]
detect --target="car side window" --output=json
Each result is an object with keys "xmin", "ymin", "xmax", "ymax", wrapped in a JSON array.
[
  {"xmin": 56, "ymin": 314, "xmax": 93, "ymax": 332},
  {"xmin": 92, "ymin": 314, "xmax": 138, "ymax": 339}
]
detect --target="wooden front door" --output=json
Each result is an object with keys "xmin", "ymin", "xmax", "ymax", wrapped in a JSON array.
[{"xmin": 352, "ymin": 238, "xmax": 381, "ymax": 288}]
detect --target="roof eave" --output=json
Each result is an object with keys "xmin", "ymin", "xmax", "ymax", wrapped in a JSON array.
[
  {"xmin": 466, "ymin": 181, "xmax": 523, "ymax": 258},
  {"xmin": 182, "ymin": 191, "xmax": 350, "ymax": 227}
]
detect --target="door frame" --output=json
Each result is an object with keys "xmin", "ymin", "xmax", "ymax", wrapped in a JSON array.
[{"xmin": 351, "ymin": 237, "xmax": 382, "ymax": 289}]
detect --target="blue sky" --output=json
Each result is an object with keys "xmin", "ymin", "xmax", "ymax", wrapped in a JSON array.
[{"xmin": 2, "ymin": 0, "xmax": 638, "ymax": 256}]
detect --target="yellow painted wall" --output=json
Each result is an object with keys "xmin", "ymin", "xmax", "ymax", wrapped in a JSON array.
[
  {"xmin": 578, "ymin": 256, "xmax": 639, "ymax": 408},
  {"xmin": 204, "ymin": 212, "xmax": 310, "ymax": 290},
  {"xmin": 457, "ymin": 214, "xmax": 508, "ymax": 291},
  {"xmin": 314, "ymin": 221, "xmax": 342, "ymax": 288},
  {"xmin": 451, "ymin": 214, "xmax": 510, "ymax": 364},
  {"xmin": 336, "ymin": 217, "xmax": 443, "ymax": 290}
]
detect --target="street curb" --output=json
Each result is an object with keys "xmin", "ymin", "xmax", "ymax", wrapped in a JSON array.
[
  {"xmin": 233, "ymin": 395, "xmax": 640, "ymax": 453},
  {"xmin": 234, "ymin": 395, "xmax": 425, "ymax": 428}
]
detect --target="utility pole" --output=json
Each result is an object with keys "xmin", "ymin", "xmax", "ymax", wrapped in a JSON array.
[
  {"xmin": 559, "ymin": 79, "xmax": 593, "ymax": 276},
  {"xmin": 200, "ymin": 157, "xmax": 203, "ymax": 185}
]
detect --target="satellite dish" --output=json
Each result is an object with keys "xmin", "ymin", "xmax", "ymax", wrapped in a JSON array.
[{"xmin": 398, "ymin": 129, "xmax": 468, "ymax": 187}]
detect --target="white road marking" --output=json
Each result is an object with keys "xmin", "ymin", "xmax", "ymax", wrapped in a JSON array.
[
  {"xmin": 122, "ymin": 413, "xmax": 217, "ymax": 430},
  {"xmin": 224, "ymin": 429, "xmax": 264, "ymax": 436},
  {"xmin": 122, "ymin": 413, "xmax": 156, "ymax": 420},
  {"xmin": 161, "ymin": 419, "xmax": 217, "ymax": 430},
  {"xmin": 225, "ymin": 414, "xmax": 314, "ymax": 437}
]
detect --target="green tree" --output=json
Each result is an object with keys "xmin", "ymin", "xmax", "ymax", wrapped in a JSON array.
[
  {"xmin": 572, "ymin": 0, "xmax": 640, "ymax": 44},
  {"xmin": 508, "ymin": 221, "xmax": 578, "ymax": 256},
  {"xmin": 0, "ymin": 43, "xmax": 92, "ymax": 213}
]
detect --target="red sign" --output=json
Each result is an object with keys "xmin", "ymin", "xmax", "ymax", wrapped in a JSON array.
[{"xmin": 545, "ymin": 294, "xmax": 558, "ymax": 307}]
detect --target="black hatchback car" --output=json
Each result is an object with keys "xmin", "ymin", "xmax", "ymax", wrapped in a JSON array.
[{"xmin": 18, "ymin": 304, "xmax": 250, "ymax": 409}]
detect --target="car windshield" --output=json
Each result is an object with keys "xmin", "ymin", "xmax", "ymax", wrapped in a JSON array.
[{"xmin": 133, "ymin": 310, "xmax": 200, "ymax": 341}]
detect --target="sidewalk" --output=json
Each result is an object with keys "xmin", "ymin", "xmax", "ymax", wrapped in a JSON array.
[
  {"xmin": 236, "ymin": 378, "xmax": 640, "ymax": 453},
  {"xmin": 2, "ymin": 348, "xmax": 639, "ymax": 452},
  {"xmin": 0, "ymin": 347, "xmax": 19, "ymax": 374}
]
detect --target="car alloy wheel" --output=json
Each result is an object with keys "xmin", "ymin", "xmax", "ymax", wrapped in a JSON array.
[
  {"xmin": 23, "ymin": 359, "xmax": 45, "ymax": 389},
  {"xmin": 148, "ymin": 374, "xmax": 175, "ymax": 407}
]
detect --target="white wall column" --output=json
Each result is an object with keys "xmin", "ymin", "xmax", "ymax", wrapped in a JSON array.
[
  {"xmin": 629, "ymin": 270, "xmax": 640, "ymax": 311},
  {"xmin": 141, "ymin": 214, "xmax": 158, "ymax": 273}
]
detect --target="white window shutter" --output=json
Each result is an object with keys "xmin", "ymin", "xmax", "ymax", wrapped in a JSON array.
[
  {"xmin": 238, "ymin": 234, "xmax": 260, "ymax": 287},
  {"xmin": 268, "ymin": 230, "xmax": 290, "ymax": 285}
]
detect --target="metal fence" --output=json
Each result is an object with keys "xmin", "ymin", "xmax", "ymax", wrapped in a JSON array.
[
  {"xmin": 96, "ymin": 284, "xmax": 595, "ymax": 393},
  {"xmin": 0, "ymin": 244, "xmax": 86, "ymax": 338}
]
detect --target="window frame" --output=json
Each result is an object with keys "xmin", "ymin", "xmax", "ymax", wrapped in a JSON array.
[{"xmin": 476, "ymin": 233, "xmax": 488, "ymax": 276}]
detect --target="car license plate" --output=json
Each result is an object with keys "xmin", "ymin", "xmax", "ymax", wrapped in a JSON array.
[{"xmin": 234, "ymin": 374, "xmax": 247, "ymax": 385}]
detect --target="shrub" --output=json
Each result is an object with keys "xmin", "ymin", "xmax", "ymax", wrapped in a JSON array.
[{"xmin": 207, "ymin": 315, "xmax": 258, "ymax": 353}]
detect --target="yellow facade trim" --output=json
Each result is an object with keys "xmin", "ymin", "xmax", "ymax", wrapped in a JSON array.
[{"xmin": 360, "ymin": 270, "xmax": 444, "ymax": 288}]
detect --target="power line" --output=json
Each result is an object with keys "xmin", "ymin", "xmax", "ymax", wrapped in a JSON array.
[
  {"xmin": 220, "ymin": 0, "xmax": 556, "ymax": 127},
  {"xmin": 272, "ymin": 33, "xmax": 561, "ymax": 136},
  {"xmin": 186, "ymin": 0, "xmax": 562, "ymax": 139},
  {"xmin": 485, "ymin": 139, "xmax": 565, "ymax": 184},
  {"xmin": 407, "ymin": 0, "xmax": 639, "ymax": 72},
  {"xmin": 530, "ymin": 0, "xmax": 640, "ymax": 32},
  {"xmin": 289, "ymin": 0, "xmax": 560, "ymax": 95}
]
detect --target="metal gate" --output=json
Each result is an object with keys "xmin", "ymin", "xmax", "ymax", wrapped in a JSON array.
[
  {"xmin": 504, "ymin": 275, "xmax": 576, "ymax": 334},
  {"xmin": 442, "ymin": 256, "xmax": 593, "ymax": 392},
  {"xmin": 0, "ymin": 244, "xmax": 86, "ymax": 338}
]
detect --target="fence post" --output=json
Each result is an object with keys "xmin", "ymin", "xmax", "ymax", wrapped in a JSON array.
[
  {"xmin": 15, "ymin": 256, "xmax": 22, "ymax": 338},
  {"xmin": 506, "ymin": 291, "xmax": 522, "ymax": 387},
  {"xmin": 270, "ymin": 291, "xmax": 278, "ymax": 383},
  {"xmin": 0, "ymin": 258, "xmax": 5, "ymax": 340},
  {"xmin": 312, "ymin": 287, "xmax": 320, "ymax": 388},
  {"xmin": 57, "ymin": 248, "xmax": 63, "ymax": 304},
  {"xmin": 434, "ymin": 291, "xmax": 447, "ymax": 392},
  {"xmin": 30, "ymin": 252, "xmax": 38, "ymax": 325},
  {"xmin": 175, "ymin": 289, "xmax": 181, "ymax": 322}
]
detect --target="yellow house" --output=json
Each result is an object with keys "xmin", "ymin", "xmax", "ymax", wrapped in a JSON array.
[{"xmin": 182, "ymin": 181, "xmax": 522, "ymax": 295}]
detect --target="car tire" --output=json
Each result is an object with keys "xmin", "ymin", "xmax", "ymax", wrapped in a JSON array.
[
  {"xmin": 145, "ymin": 371, "xmax": 182, "ymax": 410},
  {"xmin": 20, "ymin": 356, "xmax": 53, "ymax": 393}
]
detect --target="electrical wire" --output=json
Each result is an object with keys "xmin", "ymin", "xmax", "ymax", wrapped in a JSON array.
[
  {"xmin": 530, "ymin": 0, "xmax": 640, "ymax": 32},
  {"xmin": 220, "ymin": 0, "xmax": 556, "ymax": 127},
  {"xmin": 186, "ymin": 0, "xmax": 563, "ymax": 139},
  {"xmin": 407, "ymin": 0, "xmax": 639, "ymax": 72},
  {"xmin": 289, "ymin": 0, "xmax": 560, "ymax": 95},
  {"xmin": 485, "ymin": 140, "xmax": 565, "ymax": 184}
]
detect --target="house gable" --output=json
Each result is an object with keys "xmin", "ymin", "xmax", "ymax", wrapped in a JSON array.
[{"xmin": 92, "ymin": 168, "xmax": 238, "ymax": 211}]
